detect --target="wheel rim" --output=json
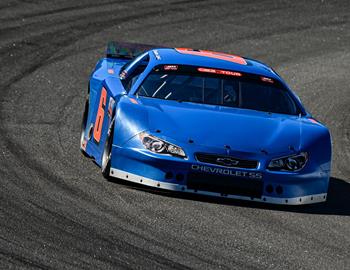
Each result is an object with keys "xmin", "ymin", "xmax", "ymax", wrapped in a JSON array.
[
  {"xmin": 101, "ymin": 146, "xmax": 110, "ymax": 173},
  {"xmin": 102, "ymin": 130, "xmax": 113, "ymax": 174},
  {"xmin": 80, "ymin": 125, "xmax": 86, "ymax": 149},
  {"xmin": 80, "ymin": 97, "xmax": 89, "ymax": 149}
]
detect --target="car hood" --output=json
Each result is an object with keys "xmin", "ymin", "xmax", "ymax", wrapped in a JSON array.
[{"xmin": 135, "ymin": 97, "xmax": 309, "ymax": 155}]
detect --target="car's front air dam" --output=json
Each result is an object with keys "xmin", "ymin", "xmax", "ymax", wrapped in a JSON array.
[{"xmin": 110, "ymin": 146, "xmax": 329, "ymax": 205}]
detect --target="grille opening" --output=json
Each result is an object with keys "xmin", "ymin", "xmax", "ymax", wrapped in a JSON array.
[
  {"xmin": 165, "ymin": 172, "xmax": 173, "ymax": 179},
  {"xmin": 195, "ymin": 153, "xmax": 258, "ymax": 169},
  {"xmin": 176, "ymin": 173, "xmax": 184, "ymax": 181},
  {"xmin": 187, "ymin": 172, "xmax": 263, "ymax": 198},
  {"xmin": 266, "ymin": 185, "xmax": 273, "ymax": 194},
  {"xmin": 276, "ymin": 185, "xmax": 283, "ymax": 194}
]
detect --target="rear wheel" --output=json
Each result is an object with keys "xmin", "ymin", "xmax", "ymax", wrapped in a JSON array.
[
  {"xmin": 101, "ymin": 122, "xmax": 114, "ymax": 178},
  {"xmin": 80, "ymin": 95, "xmax": 90, "ymax": 157}
]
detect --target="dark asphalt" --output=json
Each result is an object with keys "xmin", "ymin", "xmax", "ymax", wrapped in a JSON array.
[{"xmin": 0, "ymin": 0, "xmax": 349, "ymax": 269}]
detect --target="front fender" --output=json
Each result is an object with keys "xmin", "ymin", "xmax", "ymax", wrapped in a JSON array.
[{"xmin": 113, "ymin": 96, "xmax": 150, "ymax": 147}]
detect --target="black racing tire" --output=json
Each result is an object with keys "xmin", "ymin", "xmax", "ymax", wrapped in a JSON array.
[
  {"xmin": 80, "ymin": 95, "xmax": 90, "ymax": 157},
  {"xmin": 101, "ymin": 122, "xmax": 114, "ymax": 179}
]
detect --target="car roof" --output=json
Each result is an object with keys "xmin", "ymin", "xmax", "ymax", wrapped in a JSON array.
[{"xmin": 150, "ymin": 48, "xmax": 280, "ymax": 80}]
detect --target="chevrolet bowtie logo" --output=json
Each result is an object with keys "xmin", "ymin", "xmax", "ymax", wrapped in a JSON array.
[{"xmin": 216, "ymin": 157, "xmax": 239, "ymax": 166}]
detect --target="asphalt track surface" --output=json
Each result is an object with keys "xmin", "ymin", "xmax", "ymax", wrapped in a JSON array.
[{"xmin": 1, "ymin": 0, "xmax": 350, "ymax": 269}]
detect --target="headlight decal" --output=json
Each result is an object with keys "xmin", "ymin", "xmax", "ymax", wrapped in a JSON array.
[
  {"xmin": 139, "ymin": 132, "xmax": 186, "ymax": 158},
  {"xmin": 268, "ymin": 152, "xmax": 308, "ymax": 172}
]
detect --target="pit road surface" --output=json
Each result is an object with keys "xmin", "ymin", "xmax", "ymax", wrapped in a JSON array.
[{"xmin": 0, "ymin": 0, "xmax": 350, "ymax": 269}]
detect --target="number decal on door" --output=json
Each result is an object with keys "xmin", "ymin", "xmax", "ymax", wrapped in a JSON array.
[{"xmin": 93, "ymin": 87, "xmax": 107, "ymax": 143}]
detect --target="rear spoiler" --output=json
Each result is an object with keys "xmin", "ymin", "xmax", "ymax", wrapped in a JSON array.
[{"xmin": 106, "ymin": 41, "xmax": 165, "ymax": 59}]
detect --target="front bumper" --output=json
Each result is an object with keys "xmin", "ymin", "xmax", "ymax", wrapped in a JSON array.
[{"xmin": 109, "ymin": 146, "xmax": 329, "ymax": 205}]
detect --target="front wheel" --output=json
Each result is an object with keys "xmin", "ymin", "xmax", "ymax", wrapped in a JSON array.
[
  {"xmin": 101, "ymin": 123, "xmax": 114, "ymax": 178},
  {"xmin": 80, "ymin": 95, "xmax": 90, "ymax": 157}
]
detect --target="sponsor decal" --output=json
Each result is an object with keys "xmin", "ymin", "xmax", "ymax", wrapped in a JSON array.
[
  {"xmin": 164, "ymin": 65, "xmax": 178, "ymax": 71},
  {"xmin": 260, "ymin": 76, "xmax": 274, "ymax": 83},
  {"xmin": 153, "ymin": 49, "xmax": 161, "ymax": 60},
  {"xmin": 198, "ymin": 67, "xmax": 242, "ymax": 77},
  {"xmin": 191, "ymin": 164, "xmax": 263, "ymax": 179}
]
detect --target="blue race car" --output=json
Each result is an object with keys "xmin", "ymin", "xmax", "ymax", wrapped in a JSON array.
[{"xmin": 80, "ymin": 42, "xmax": 332, "ymax": 205}]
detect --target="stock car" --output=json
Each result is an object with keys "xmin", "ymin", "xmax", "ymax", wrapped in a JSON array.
[{"xmin": 79, "ymin": 42, "xmax": 332, "ymax": 205}]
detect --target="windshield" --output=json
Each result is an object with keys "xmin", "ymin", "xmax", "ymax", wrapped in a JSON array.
[{"xmin": 136, "ymin": 69, "xmax": 300, "ymax": 115}]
